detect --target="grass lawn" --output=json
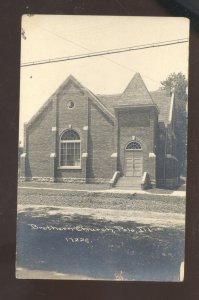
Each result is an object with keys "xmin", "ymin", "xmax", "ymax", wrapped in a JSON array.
[
  {"xmin": 18, "ymin": 181, "xmax": 109, "ymax": 190},
  {"xmin": 17, "ymin": 183, "xmax": 185, "ymax": 214}
]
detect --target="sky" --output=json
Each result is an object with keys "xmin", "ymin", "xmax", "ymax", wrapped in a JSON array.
[{"xmin": 19, "ymin": 15, "xmax": 189, "ymax": 144}]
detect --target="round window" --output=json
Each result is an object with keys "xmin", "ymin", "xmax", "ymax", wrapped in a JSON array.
[{"xmin": 67, "ymin": 101, "xmax": 75, "ymax": 109}]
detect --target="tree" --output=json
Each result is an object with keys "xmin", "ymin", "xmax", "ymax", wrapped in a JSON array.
[
  {"xmin": 160, "ymin": 72, "xmax": 188, "ymax": 177},
  {"xmin": 161, "ymin": 72, "xmax": 188, "ymax": 101}
]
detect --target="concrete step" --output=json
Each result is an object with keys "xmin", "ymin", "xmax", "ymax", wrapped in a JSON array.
[
  {"xmin": 115, "ymin": 177, "xmax": 141, "ymax": 189},
  {"xmin": 117, "ymin": 179, "xmax": 141, "ymax": 184},
  {"xmin": 115, "ymin": 185, "xmax": 141, "ymax": 190},
  {"xmin": 116, "ymin": 182, "xmax": 141, "ymax": 186}
]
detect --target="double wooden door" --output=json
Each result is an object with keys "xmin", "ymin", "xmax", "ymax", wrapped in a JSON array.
[{"xmin": 125, "ymin": 151, "xmax": 143, "ymax": 177}]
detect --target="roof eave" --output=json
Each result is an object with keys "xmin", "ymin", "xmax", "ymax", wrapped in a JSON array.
[{"xmin": 114, "ymin": 103, "xmax": 159, "ymax": 113}]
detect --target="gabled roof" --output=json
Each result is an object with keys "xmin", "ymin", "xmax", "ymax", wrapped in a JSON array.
[
  {"xmin": 65, "ymin": 75, "xmax": 115, "ymax": 121},
  {"xmin": 96, "ymin": 94, "xmax": 121, "ymax": 114},
  {"xmin": 117, "ymin": 72, "xmax": 155, "ymax": 106},
  {"xmin": 27, "ymin": 74, "xmax": 115, "ymax": 127},
  {"xmin": 97, "ymin": 75, "xmax": 173, "ymax": 124},
  {"xmin": 98, "ymin": 90, "xmax": 172, "ymax": 124},
  {"xmin": 27, "ymin": 73, "xmax": 173, "ymax": 128}
]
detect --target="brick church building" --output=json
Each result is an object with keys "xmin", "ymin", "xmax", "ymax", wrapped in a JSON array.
[{"xmin": 20, "ymin": 73, "xmax": 179, "ymax": 189}]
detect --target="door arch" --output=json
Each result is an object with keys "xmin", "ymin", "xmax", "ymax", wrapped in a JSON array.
[{"xmin": 124, "ymin": 141, "xmax": 143, "ymax": 177}]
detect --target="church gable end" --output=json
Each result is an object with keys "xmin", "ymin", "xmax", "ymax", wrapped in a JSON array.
[{"xmin": 20, "ymin": 73, "xmax": 180, "ymax": 188}]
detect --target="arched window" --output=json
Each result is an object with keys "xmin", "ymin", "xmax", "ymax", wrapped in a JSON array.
[
  {"xmin": 60, "ymin": 129, "xmax": 81, "ymax": 168},
  {"xmin": 126, "ymin": 141, "xmax": 142, "ymax": 150}
]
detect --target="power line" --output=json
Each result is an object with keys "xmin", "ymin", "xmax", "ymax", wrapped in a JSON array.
[
  {"xmin": 21, "ymin": 38, "xmax": 188, "ymax": 67},
  {"xmin": 39, "ymin": 28, "xmax": 188, "ymax": 84},
  {"xmin": 41, "ymin": 27, "xmax": 159, "ymax": 84}
]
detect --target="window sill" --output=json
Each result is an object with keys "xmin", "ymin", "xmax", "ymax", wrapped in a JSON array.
[{"xmin": 58, "ymin": 166, "xmax": 82, "ymax": 170}]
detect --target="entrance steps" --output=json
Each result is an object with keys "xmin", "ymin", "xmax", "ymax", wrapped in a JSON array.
[{"xmin": 114, "ymin": 177, "xmax": 141, "ymax": 190}]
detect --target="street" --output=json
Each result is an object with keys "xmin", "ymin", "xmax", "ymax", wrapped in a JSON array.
[{"xmin": 16, "ymin": 194, "xmax": 185, "ymax": 281}]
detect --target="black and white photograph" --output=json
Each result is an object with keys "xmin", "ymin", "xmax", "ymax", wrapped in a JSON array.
[{"xmin": 16, "ymin": 15, "xmax": 189, "ymax": 281}]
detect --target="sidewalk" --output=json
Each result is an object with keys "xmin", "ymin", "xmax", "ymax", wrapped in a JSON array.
[{"xmin": 18, "ymin": 183, "xmax": 186, "ymax": 197}]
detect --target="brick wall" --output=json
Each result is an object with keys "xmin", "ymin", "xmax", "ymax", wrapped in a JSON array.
[
  {"xmin": 118, "ymin": 108, "xmax": 155, "ymax": 177},
  {"xmin": 27, "ymin": 103, "xmax": 53, "ymax": 177},
  {"xmin": 24, "ymin": 80, "xmax": 115, "ymax": 183},
  {"xmin": 24, "ymin": 79, "xmax": 162, "ymax": 185},
  {"xmin": 56, "ymin": 81, "xmax": 89, "ymax": 180},
  {"xmin": 87, "ymin": 101, "xmax": 114, "ymax": 180}
]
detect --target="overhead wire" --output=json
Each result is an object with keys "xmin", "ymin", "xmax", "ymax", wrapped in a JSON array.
[
  {"xmin": 21, "ymin": 30, "xmax": 188, "ymax": 86},
  {"xmin": 21, "ymin": 38, "xmax": 188, "ymax": 69},
  {"xmin": 39, "ymin": 27, "xmax": 160, "ymax": 84}
]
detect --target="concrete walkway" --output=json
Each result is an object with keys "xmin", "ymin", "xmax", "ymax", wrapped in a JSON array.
[{"xmin": 18, "ymin": 185, "xmax": 186, "ymax": 197}]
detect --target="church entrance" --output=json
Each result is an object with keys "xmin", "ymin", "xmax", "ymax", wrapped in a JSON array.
[{"xmin": 124, "ymin": 141, "xmax": 143, "ymax": 177}]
